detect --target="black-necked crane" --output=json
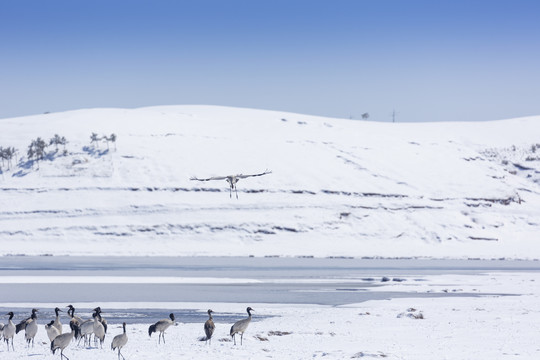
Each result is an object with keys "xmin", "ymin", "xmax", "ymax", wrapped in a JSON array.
[
  {"xmin": 66, "ymin": 305, "xmax": 83, "ymax": 325},
  {"xmin": 3, "ymin": 312, "xmax": 16, "ymax": 351},
  {"xmin": 16, "ymin": 308, "xmax": 38, "ymax": 334},
  {"xmin": 190, "ymin": 169, "xmax": 272, "ymax": 198},
  {"xmin": 203, "ymin": 309, "xmax": 215, "ymax": 345},
  {"xmin": 53, "ymin": 307, "xmax": 63, "ymax": 334},
  {"xmin": 78, "ymin": 316, "xmax": 95, "ymax": 346},
  {"xmin": 111, "ymin": 322, "xmax": 128, "ymax": 360},
  {"xmin": 148, "ymin": 313, "xmax": 175, "ymax": 344},
  {"xmin": 230, "ymin": 307, "xmax": 254, "ymax": 345},
  {"xmin": 24, "ymin": 308, "xmax": 39, "ymax": 347},
  {"xmin": 92, "ymin": 311, "xmax": 106, "ymax": 348},
  {"xmin": 75, "ymin": 308, "xmax": 96, "ymax": 346},
  {"xmin": 93, "ymin": 307, "xmax": 108, "ymax": 334},
  {"xmin": 51, "ymin": 321, "xmax": 80, "ymax": 360},
  {"xmin": 45, "ymin": 320, "xmax": 61, "ymax": 343}
]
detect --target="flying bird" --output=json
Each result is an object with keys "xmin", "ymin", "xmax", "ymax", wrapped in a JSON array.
[{"xmin": 190, "ymin": 169, "xmax": 272, "ymax": 198}]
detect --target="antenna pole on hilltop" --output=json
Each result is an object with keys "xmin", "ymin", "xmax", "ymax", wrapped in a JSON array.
[{"xmin": 392, "ymin": 109, "xmax": 396, "ymax": 123}]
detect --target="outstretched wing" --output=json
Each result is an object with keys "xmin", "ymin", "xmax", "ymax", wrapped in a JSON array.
[
  {"xmin": 236, "ymin": 169, "xmax": 272, "ymax": 179},
  {"xmin": 190, "ymin": 175, "xmax": 229, "ymax": 182}
]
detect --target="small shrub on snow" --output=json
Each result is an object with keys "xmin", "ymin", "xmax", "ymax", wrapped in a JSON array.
[
  {"xmin": 268, "ymin": 330, "xmax": 292, "ymax": 336},
  {"xmin": 397, "ymin": 308, "xmax": 424, "ymax": 319}
]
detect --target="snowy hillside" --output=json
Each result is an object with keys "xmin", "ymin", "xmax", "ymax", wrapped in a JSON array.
[{"xmin": 1, "ymin": 105, "xmax": 539, "ymax": 259}]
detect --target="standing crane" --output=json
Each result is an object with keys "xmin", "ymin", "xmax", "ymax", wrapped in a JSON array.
[
  {"xmin": 51, "ymin": 321, "xmax": 79, "ymax": 360},
  {"xmin": 230, "ymin": 307, "xmax": 254, "ymax": 345},
  {"xmin": 52, "ymin": 307, "xmax": 63, "ymax": 334},
  {"xmin": 24, "ymin": 309, "xmax": 39, "ymax": 347},
  {"xmin": 203, "ymin": 309, "xmax": 215, "ymax": 345},
  {"xmin": 45, "ymin": 320, "xmax": 61, "ymax": 343},
  {"xmin": 111, "ymin": 322, "xmax": 128, "ymax": 360},
  {"xmin": 3, "ymin": 312, "xmax": 16, "ymax": 351},
  {"xmin": 148, "ymin": 313, "xmax": 175, "ymax": 344}
]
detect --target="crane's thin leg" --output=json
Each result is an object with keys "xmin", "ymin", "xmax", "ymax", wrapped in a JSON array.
[{"xmin": 61, "ymin": 349, "xmax": 70, "ymax": 360}]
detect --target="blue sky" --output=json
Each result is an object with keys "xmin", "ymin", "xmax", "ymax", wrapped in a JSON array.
[{"xmin": 1, "ymin": 0, "xmax": 539, "ymax": 122}]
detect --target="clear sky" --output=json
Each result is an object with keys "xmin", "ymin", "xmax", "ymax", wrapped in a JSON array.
[{"xmin": 1, "ymin": 0, "xmax": 539, "ymax": 122}]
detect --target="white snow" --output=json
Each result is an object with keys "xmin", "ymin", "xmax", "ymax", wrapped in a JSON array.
[
  {"xmin": 1, "ymin": 105, "xmax": 539, "ymax": 259},
  {"xmin": 2, "ymin": 106, "xmax": 540, "ymax": 359},
  {"xmin": 1, "ymin": 271, "xmax": 540, "ymax": 359}
]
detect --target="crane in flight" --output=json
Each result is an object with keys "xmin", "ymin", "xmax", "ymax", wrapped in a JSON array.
[{"xmin": 190, "ymin": 169, "xmax": 272, "ymax": 199}]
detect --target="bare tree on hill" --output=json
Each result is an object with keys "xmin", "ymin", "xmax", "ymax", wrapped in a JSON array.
[
  {"xmin": 91, "ymin": 132, "xmax": 101, "ymax": 148},
  {"xmin": 50, "ymin": 134, "xmax": 68, "ymax": 153},
  {"xmin": 0, "ymin": 146, "xmax": 17, "ymax": 170},
  {"xmin": 27, "ymin": 137, "xmax": 48, "ymax": 167}
]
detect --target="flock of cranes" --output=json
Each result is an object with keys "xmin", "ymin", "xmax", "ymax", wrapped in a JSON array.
[
  {"xmin": 1, "ymin": 170, "xmax": 267, "ymax": 358},
  {"xmin": 2, "ymin": 305, "xmax": 254, "ymax": 359}
]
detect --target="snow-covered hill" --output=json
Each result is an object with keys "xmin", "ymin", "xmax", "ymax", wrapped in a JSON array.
[{"xmin": 1, "ymin": 105, "xmax": 539, "ymax": 259}]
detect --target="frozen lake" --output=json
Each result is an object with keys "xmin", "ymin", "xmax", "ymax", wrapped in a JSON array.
[{"xmin": 1, "ymin": 256, "xmax": 537, "ymax": 324}]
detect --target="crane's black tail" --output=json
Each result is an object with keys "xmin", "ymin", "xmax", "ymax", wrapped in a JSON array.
[
  {"xmin": 148, "ymin": 324, "xmax": 157, "ymax": 337},
  {"xmin": 16, "ymin": 321, "xmax": 26, "ymax": 334}
]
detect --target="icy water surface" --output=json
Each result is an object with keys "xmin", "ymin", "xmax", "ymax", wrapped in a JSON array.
[{"xmin": 1, "ymin": 256, "xmax": 537, "ymax": 324}]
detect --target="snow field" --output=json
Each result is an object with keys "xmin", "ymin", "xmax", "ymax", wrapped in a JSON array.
[
  {"xmin": 1, "ymin": 106, "xmax": 540, "ymax": 259},
  {"xmin": 2, "ymin": 271, "xmax": 540, "ymax": 359}
]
